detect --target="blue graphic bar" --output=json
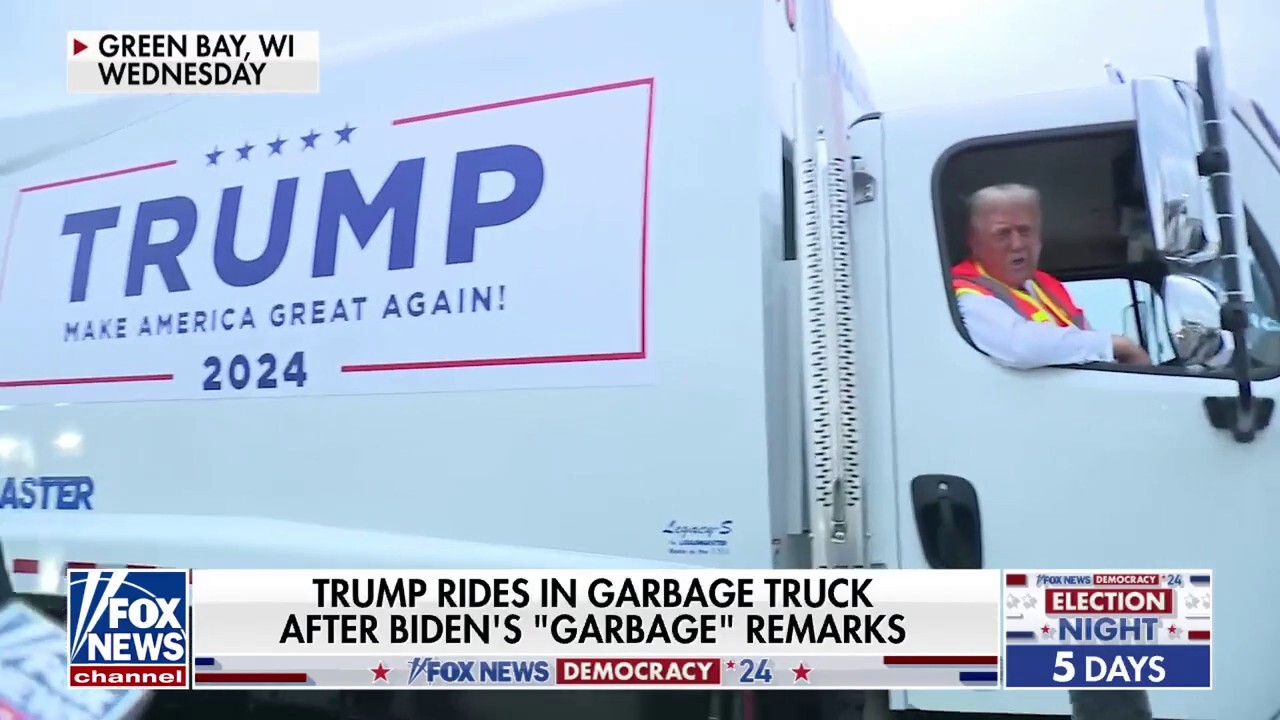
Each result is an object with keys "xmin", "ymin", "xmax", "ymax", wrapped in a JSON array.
[
  {"xmin": 959, "ymin": 671, "xmax": 999, "ymax": 683},
  {"xmin": 1006, "ymin": 645, "xmax": 1210, "ymax": 688}
]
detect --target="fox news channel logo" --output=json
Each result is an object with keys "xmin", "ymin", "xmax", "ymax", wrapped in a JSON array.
[
  {"xmin": 1002, "ymin": 570, "xmax": 1212, "ymax": 689},
  {"xmin": 67, "ymin": 569, "xmax": 190, "ymax": 689}
]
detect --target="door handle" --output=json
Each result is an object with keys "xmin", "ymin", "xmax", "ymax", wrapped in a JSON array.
[{"xmin": 911, "ymin": 474, "xmax": 983, "ymax": 569}]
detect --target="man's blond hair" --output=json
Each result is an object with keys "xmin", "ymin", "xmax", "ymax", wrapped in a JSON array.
[{"xmin": 967, "ymin": 183, "xmax": 1040, "ymax": 228}]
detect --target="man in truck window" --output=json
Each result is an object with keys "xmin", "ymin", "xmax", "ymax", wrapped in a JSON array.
[{"xmin": 951, "ymin": 183, "xmax": 1209, "ymax": 370}]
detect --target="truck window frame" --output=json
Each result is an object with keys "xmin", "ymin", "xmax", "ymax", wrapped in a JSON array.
[{"xmin": 931, "ymin": 122, "xmax": 1280, "ymax": 380}]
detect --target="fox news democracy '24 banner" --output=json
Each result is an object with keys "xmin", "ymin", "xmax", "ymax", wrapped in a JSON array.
[
  {"xmin": 183, "ymin": 569, "xmax": 1001, "ymax": 690},
  {"xmin": 1002, "ymin": 570, "xmax": 1213, "ymax": 689}
]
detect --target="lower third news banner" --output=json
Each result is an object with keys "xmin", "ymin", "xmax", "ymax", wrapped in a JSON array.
[
  {"xmin": 1003, "ymin": 570, "xmax": 1212, "ymax": 689},
  {"xmin": 188, "ymin": 569, "xmax": 1000, "ymax": 690}
]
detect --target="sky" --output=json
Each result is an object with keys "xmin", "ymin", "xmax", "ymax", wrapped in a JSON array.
[
  {"xmin": 0, "ymin": 1, "xmax": 1274, "ymax": 116},
  {"xmin": 834, "ymin": 0, "xmax": 1276, "ymax": 114},
  {"xmin": 0, "ymin": 0, "xmax": 1274, "ymax": 125}
]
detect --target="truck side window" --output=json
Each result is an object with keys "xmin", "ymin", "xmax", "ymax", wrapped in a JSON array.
[
  {"xmin": 934, "ymin": 126, "xmax": 1280, "ymax": 376},
  {"xmin": 1164, "ymin": 209, "xmax": 1280, "ymax": 369},
  {"xmin": 1065, "ymin": 278, "xmax": 1176, "ymax": 364},
  {"xmin": 1241, "ymin": 209, "xmax": 1280, "ymax": 366}
]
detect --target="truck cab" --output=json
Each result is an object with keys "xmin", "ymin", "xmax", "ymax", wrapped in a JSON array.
[{"xmin": 847, "ymin": 78, "xmax": 1280, "ymax": 719}]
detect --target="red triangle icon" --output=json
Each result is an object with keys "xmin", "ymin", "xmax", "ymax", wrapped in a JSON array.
[{"xmin": 73, "ymin": 39, "xmax": 87, "ymax": 56}]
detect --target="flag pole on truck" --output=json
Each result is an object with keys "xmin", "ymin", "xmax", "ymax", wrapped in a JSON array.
[
  {"xmin": 1104, "ymin": 60, "xmax": 1126, "ymax": 84},
  {"xmin": 792, "ymin": 0, "xmax": 866, "ymax": 570}
]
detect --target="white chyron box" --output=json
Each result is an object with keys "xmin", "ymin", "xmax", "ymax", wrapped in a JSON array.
[
  {"xmin": 67, "ymin": 32, "xmax": 320, "ymax": 94},
  {"xmin": 188, "ymin": 569, "xmax": 1003, "ymax": 690}
]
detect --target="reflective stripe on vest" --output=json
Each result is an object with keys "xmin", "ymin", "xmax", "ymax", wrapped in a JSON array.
[
  {"xmin": 1028, "ymin": 278, "xmax": 1086, "ymax": 328},
  {"xmin": 952, "ymin": 273, "xmax": 1084, "ymax": 328},
  {"xmin": 954, "ymin": 275, "xmax": 1055, "ymax": 324}
]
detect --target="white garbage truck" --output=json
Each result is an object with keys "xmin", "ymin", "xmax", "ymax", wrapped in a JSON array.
[{"xmin": 2, "ymin": 0, "xmax": 1277, "ymax": 719}]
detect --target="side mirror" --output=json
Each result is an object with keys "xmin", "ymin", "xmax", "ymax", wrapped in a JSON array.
[
  {"xmin": 1132, "ymin": 78, "xmax": 1219, "ymax": 264},
  {"xmin": 1164, "ymin": 273, "xmax": 1225, "ymax": 365}
]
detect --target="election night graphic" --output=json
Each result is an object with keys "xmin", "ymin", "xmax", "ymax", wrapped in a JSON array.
[
  {"xmin": 1002, "ymin": 570, "xmax": 1212, "ymax": 689},
  {"xmin": 0, "ymin": 78, "xmax": 653, "ymax": 404},
  {"xmin": 67, "ymin": 569, "xmax": 190, "ymax": 689}
]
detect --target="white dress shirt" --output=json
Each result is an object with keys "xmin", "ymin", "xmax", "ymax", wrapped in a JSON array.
[{"xmin": 956, "ymin": 286, "xmax": 1236, "ymax": 370}]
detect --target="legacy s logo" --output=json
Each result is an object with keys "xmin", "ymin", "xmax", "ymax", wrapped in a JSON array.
[{"xmin": 663, "ymin": 520, "xmax": 733, "ymax": 539}]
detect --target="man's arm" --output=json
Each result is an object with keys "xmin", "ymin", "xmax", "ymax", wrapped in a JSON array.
[
  {"xmin": 957, "ymin": 292, "xmax": 1117, "ymax": 369},
  {"xmin": 1197, "ymin": 331, "xmax": 1236, "ymax": 368},
  {"xmin": 1210, "ymin": 332, "xmax": 1236, "ymax": 367}
]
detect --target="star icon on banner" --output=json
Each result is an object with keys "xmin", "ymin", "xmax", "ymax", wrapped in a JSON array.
[
  {"xmin": 301, "ymin": 129, "xmax": 320, "ymax": 149},
  {"xmin": 1167, "ymin": 624, "xmax": 1181, "ymax": 638},
  {"xmin": 268, "ymin": 135, "xmax": 287, "ymax": 155},
  {"xmin": 371, "ymin": 662, "xmax": 391, "ymax": 683},
  {"xmin": 206, "ymin": 146, "xmax": 223, "ymax": 166},
  {"xmin": 335, "ymin": 122, "xmax": 357, "ymax": 144},
  {"xmin": 1040, "ymin": 624, "xmax": 1054, "ymax": 638},
  {"xmin": 1185, "ymin": 595, "xmax": 1200, "ymax": 609},
  {"xmin": 1022, "ymin": 594, "xmax": 1037, "ymax": 608},
  {"xmin": 1006, "ymin": 594, "xmax": 1019, "ymax": 609},
  {"xmin": 791, "ymin": 663, "xmax": 812, "ymax": 683},
  {"xmin": 724, "ymin": 660, "xmax": 736, "ymax": 670},
  {"xmin": 1201, "ymin": 593, "xmax": 1212, "ymax": 609},
  {"xmin": 236, "ymin": 141, "xmax": 254, "ymax": 160}
]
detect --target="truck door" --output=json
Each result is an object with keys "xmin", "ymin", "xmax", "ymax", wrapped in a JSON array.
[{"xmin": 880, "ymin": 88, "xmax": 1280, "ymax": 720}]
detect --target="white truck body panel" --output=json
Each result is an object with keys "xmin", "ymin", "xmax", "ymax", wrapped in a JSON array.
[
  {"xmin": 0, "ymin": 0, "xmax": 785, "ymax": 572},
  {"xmin": 3, "ymin": 513, "xmax": 696, "ymax": 597}
]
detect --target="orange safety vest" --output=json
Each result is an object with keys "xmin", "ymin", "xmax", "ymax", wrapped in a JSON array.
[{"xmin": 951, "ymin": 259, "xmax": 1086, "ymax": 328}]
